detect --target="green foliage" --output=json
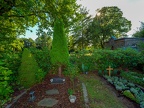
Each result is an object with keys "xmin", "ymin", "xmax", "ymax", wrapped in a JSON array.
[
  {"xmin": 71, "ymin": 7, "xmax": 92, "ymax": 50},
  {"xmin": 70, "ymin": 50, "xmax": 98, "ymax": 72},
  {"xmin": 50, "ymin": 18, "xmax": 69, "ymax": 66},
  {"xmin": 0, "ymin": 66, "xmax": 13, "ymax": 106},
  {"xmin": 123, "ymin": 90, "xmax": 138, "ymax": 102},
  {"xmin": 98, "ymin": 70, "xmax": 103, "ymax": 76},
  {"xmin": 64, "ymin": 63, "xmax": 79, "ymax": 78},
  {"xmin": 35, "ymin": 68, "xmax": 45, "ymax": 83},
  {"xmin": 104, "ymin": 75, "xmax": 144, "ymax": 106},
  {"xmin": 30, "ymin": 47, "xmax": 51, "ymax": 73},
  {"xmin": 121, "ymin": 71, "xmax": 144, "ymax": 87},
  {"xmin": 92, "ymin": 48, "xmax": 142, "ymax": 70},
  {"xmin": 140, "ymin": 101, "xmax": 144, "ymax": 108},
  {"xmin": 4, "ymin": 53, "xmax": 22, "ymax": 89},
  {"xmin": 18, "ymin": 48, "xmax": 43, "ymax": 88},
  {"xmin": 35, "ymin": 33, "xmax": 52, "ymax": 49},
  {"xmin": 133, "ymin": 22, "xmax": 144, "ymax": 38},
  {"xmin": 68, "ymin": 88, "xmax": 74, "ymax": 95},
  {"xmin": 86, "ymin": 6, "xmax": 131, "ymax": 48},
  {"xmin": 0, "ymin": 39, "xmax": 23, "ymax": 90},
  {"xmin": 71, "ymin": 48, "xmax": 144, "ymax": 75},
  {"xmin": 82, "ymin": 63, "xmax": 89, "ymax": 72}
]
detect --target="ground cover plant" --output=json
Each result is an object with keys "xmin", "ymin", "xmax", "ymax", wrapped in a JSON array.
[
  {"xmin": 120, "ymin": 71, "xmax": 144, "ymax": 87},
  {"xmin": 104, "ymin": 75, "xmax": 144, "ymax": 108}
]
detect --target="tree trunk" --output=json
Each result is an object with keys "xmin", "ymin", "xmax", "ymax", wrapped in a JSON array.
[{"xmin": 58, "ymin": 66, "xmax": 62, "ymax": 77}]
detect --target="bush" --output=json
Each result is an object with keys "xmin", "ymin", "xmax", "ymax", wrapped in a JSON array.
[
  {"xmin": 18, "ymin": 48, "xmax": 44, "ymax": 88},
  {"xmin": 70, "ymin": 48, "xmax": 144, "ymax": 74},
  {"xmin": 64, "ymin": 63, "xmax": 80, "ymax": 78},
  {"xmin": 30, "ymin": 47, "xmax": 51, "ymax": 73},
  {"xmin": 0, "ymin": 66, "xmax": 13, "ymax": 106},
  {"xmin": 4, "ymin": 53, "xmax": 22, "ymax": 89}
]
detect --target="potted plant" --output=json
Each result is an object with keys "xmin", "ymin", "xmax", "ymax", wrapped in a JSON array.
[{"xmin": 68, "ymin": 89, "xmax": 76, "ymax": 103}]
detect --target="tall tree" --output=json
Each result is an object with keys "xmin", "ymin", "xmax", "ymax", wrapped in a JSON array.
[
  {"xmin": 133, "ymin": 22, "xmax": 144, "ymax": 38},
  {"xmin": 35, "ymin": 32, "xmax": 52, "ymax": 49},
  {"xmin": 86, "ymin": 6, "xmax": 131, "ymax": 48},
  {"xmin": 0, "ymin": 0, "xmax": 82, "ymax": 43},
  {"xmin": 50, "ymin": 18, "xmax": 69, "ymax": 76},
  {"xmin": 70, "ymin": 7, "xmax": 92, "ymax": 50}
]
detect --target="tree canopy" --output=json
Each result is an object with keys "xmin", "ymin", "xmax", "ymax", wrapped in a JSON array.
[
  {"xmin": 86, "ymin": 6, "xmax": 131, "ymax": 48},
  {"xmin": 133, "ymin": 22, "xmax": 144, "ymax": 38},
  {"xmin": 0, "ymin": 0, "xmax": 83, "ymax": 41}
]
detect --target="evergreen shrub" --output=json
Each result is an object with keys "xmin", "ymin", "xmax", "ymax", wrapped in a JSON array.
[
  {"xmin": 18, "ymin": 48, "xmax": 43, "ymax": 88},
  {"xmin": 50, "ymin": 18, "xmax": 69, "ymax": 67}
]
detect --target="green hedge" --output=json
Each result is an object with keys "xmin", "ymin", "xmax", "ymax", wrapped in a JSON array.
[
  {"xmin": 70, "ymin": 48, "xmax": 144, "ymax": 73},
  {"xmin": 30, "ymin": 47, "xmax": 51, "ymax": 73}
]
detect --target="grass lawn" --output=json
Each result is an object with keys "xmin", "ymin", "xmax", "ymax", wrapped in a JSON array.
[{"xmin": 78, "ymin": 73, "xmax": 127, "ymax": 108}]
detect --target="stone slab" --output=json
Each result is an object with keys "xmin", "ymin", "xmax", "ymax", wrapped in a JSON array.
[
  {"xmin": 37, "ymin": 98, "xmax": 58, "ymax": 107},
  {"xmin": 82, "ymin": 83, "xmax": 89, "ymax": 108},
  {"xmin": 46, "ymin": 89, "xmax": 59, "ymax": 95}
]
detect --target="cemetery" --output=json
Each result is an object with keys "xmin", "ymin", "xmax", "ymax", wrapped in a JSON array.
[{"xmin": 1, "ymin": 0, "xmax": 144, "ymax": 108}]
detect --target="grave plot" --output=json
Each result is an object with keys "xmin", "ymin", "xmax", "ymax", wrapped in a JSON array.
[
  {"xmin": 8, "ymin": 74, "xmax": 83, "ymax": 108},
  {"xmin": 98, "ymin": 67, "xmax": 144, "ymax": 108},
  {"xmin": 78, "ymin": 73, "xmax": 138, "ymax": 108},
  {"xmin": 103, "ymin": 75, "xmax": 144, "ymax": 108}
]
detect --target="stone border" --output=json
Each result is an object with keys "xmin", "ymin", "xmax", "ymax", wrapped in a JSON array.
[
  {"xmin": 82, "ymin": 83, "xmax": 89, "ymax": 108},
  {"xmin": 5, "ymin": 90, "xmax": 27, "ymax": 108}
]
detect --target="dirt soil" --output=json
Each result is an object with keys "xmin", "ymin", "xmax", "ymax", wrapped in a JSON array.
[
  {"xmin": 9, "ymin": 74, "xmax": 84, "ymax": 108},
  {"xmin": 4, "ymin": 72, "xmax": 140, "ymax": 108}
]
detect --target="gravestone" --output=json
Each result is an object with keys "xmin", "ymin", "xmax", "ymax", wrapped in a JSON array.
[{"xmin": 50, "ymin": 77, "xmax": 65, "ymax": 84}]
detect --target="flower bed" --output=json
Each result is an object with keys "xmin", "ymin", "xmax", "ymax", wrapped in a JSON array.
[{"xmin": 103, "ymin": 75, "xmax": 144, "ymax": 108}]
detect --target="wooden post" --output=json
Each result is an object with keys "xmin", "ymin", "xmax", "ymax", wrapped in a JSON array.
[{"xmin": 106, "ymin": 66, "xmax": 113, "ymax": 76}]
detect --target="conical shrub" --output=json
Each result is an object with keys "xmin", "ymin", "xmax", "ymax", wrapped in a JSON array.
[
  {"xmin": 50, "ymin": 18, "xmax": 69, "ymax": 66},
  {"xmin": 18, "ymin": 48, "xmax": 39, "ymax": 88}
]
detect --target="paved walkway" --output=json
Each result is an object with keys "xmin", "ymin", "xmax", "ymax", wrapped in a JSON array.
[{"xmin": 37, "ymin": 89, "xmax": 59, "ymax": 107}]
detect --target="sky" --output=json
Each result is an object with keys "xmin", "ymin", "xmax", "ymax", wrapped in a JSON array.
[{"xmin": 23, "ymin": 0, "xmax": 144, "ymax": 40}]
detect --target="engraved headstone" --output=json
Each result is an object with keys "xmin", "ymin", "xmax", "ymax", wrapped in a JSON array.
[{"xmin": 50, "ymin": 77, "xmax": 65, "ymax": 84}]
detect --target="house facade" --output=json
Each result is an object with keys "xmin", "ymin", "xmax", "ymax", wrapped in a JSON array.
[{"xmin": 104, "ymin": 37, "xmax": 144, "ymax": 50}]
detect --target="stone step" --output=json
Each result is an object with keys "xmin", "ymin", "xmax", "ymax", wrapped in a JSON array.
[{"xmin": 37, "ymin": 98, "xmax": 59, "ymax": 107}]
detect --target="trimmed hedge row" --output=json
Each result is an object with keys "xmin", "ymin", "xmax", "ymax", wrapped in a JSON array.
[{"xmin": 70, "ymin": 48, "xmax": 144, "ymax": 73}]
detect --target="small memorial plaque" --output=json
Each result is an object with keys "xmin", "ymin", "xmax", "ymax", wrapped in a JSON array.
[{"xmin": 50, "ymin": 77, "xmax": 65, "ymax": 84}]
